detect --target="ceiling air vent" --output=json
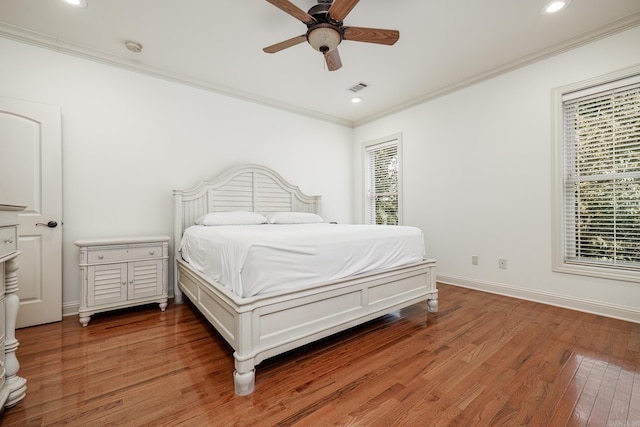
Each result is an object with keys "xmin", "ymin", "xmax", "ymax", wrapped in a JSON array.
[{"xmin": 348, "ymin": 82, "xmax": 369, "ymax": 93}]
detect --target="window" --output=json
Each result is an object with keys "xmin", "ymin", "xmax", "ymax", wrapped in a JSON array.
[
  {"xmin": 364, "ymin": 134, "xmax": 402, "ymax": 225},
  {"xmin": 552, "ymin": 69, "xmax": 640, "ymax": 282}
]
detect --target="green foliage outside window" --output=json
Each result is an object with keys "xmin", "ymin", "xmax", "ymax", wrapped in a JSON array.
[
  {"xmin": 569, "ymin": 86, "xmax": 640, "ymax": 266},
  {"xmin": 371, "ymin": 147, "xmax": 398, "ymax": 225}
]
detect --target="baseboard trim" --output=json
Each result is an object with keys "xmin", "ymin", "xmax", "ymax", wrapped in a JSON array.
[
  {"xmin": 62, "ymin": 301, "xmax": 79, "ymax": 318},
  {"xmin": 437, "ymin": 273, "xmax": 640, "ymax": 324}
]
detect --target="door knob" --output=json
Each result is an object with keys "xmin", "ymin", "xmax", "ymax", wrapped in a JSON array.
[{"xmin": 36, "ymin": 221, "xmax": 58, "ymax": 228}]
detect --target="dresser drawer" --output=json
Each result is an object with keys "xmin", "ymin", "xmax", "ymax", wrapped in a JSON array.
[
  {"xmin": 87, "ymin": 244, "xmax": 164, "ymax": 263},
  {"xmin": 0, "ymin": 226, "xmax": 17, "ymax": 259}
]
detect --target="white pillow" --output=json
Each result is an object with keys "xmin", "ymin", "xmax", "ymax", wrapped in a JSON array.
[
  {"xmin": 195, "ymin": 211, "xmax": 268, "ymax": 226},
  {"xmin": 265, "ymin": 212, "xmax": 324, "ymax": 224}
]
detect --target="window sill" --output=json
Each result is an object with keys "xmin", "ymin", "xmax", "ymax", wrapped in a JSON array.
[{"xmin": 553, "ymin": 261, "xmax": 640, "ymax": 283}]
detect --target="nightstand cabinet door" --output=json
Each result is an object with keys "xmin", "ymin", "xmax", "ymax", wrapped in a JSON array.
[
  {"xmin": 128, "ymin": 260, "xmax": 163, "ymax": 300},
  {"xmin": 88, "ymin": 263, "xmax": 128, "ymax": 306}
]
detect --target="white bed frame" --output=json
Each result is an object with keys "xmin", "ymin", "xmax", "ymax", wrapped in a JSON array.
[{"xmin": 173, "ymin": 164, "xmax": 438, "ymax": 395}]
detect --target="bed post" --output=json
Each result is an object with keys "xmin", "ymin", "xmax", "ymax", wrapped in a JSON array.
[
  {"xmin": 233, "ymin": 367, "xmax": 255, "ymax": 396},
  {"xmin": 173, "ymin": 190, "xmax": 184, "ymax": 304},
  {"xmin": 233, "ymin": 310, "xmax": 256, "ymax": 395},
  {"xmin": 427, "ymin": 263, "xmax": 438, "ymax": 312}
]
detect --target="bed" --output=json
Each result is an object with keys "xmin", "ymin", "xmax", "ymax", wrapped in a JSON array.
[{"xmin": 173, "ymin": 164, "xmax": 438, "ymax": 395}]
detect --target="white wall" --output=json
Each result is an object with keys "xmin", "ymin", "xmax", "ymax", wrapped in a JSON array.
[
  {"xmin": 353, "ymin": 26, "xmax": 640, "ymax": 322},
  {"xmin": 3, "ymin": 25, "xmax": 640, "ymax": 323},
  {"xmin": 0, "ymin": 37, "xmax": 354, "ymax": 314}
]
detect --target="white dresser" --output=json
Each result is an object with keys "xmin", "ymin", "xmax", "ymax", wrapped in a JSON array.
[
  {"xmin": 0, "ymin": 204, "xmax": 26, "ymax": 412},
  {"xmin": 75, "ymin": 236, "xmax": 170, "ymax": 326}
]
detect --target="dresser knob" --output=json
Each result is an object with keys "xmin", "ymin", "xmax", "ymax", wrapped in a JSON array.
[
  {"xmin": 98, "ymin": 254, "xmax": 104, "ymax": 260},
  {"xmin": 149, "ymin": 250, "xmax": 155, "ymax": 255},
  {"xmin": 3, "ymin": 238, "xmax": 13, "ymax": 244},
  {"xmin": 122, "ymin": 281, "xmax": 126, "ymax": 286}
]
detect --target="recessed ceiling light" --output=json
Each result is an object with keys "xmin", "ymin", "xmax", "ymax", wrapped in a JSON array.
[
  {"xmin": 542, "ymin": 0, "xmax": 571, "ymax": 15},
  {"xmin": 64, "ymin": 0, "xmax": 87, "ymax": 8},
  {"xmin": 351, "ymin": 97, "xmax": 362, "ymax": 104}
]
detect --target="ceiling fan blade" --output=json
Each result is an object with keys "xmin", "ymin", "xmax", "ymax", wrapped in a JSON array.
[
  {"xmin": 328, "ymin": 0, "xmax": 360, "ymax": 22},
  {"xmin": 324, "ymin": 49, "xmax": 342, "ymax": 71},
  {"xmin": 343, "ymin": 26, "xmax": 400, "ymax": 45},
  {"xmin": 263, "ymin": 35, "xmax": 307, "ymax": 53},
  {"xmin": 266, "ymin": 0, "xmax": 317, "ymax": 25}
]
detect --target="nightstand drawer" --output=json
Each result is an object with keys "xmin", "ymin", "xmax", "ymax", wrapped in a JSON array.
[
  {"xmin": 0, "ymin": 227, "xmax": 17, "ymax": 259},
  {"xmin": 87, "ymin": 245, "xmax": 163, "ymax": 263}
]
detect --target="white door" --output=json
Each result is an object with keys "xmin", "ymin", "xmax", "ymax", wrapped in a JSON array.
[{"xmin": 0, "ymin": 97, "xmax": 62, "ymax": 328}]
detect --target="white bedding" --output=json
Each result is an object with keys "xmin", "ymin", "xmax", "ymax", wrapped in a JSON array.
[{"xmin": 179, "ymin": 223, "xmax": 426, "ymax": 298}]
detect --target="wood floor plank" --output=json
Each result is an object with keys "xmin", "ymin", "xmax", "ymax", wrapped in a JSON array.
[
  {"xmin": 587, "ymin": 362, "xmax": 621, "ymax": 426},
  {"xmin": 548, "ymin": 354, "xmax": 597, "ymax": 426},
  {"xmin": 627, "ymin": 372, "xmax": 640, "ymax": 424},
  {"xmin": 528, "ymin": 351, "xmax": 585, "ymax": 426},
  {"xmin": 1, "ymin": 284, "xmax": 639, "ymax": 426}
]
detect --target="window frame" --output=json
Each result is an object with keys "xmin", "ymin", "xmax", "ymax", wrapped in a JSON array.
[
  {"xmin": 362, "ymin": 133, "xmax": 403, "ymax": 225},
  {"xmin": 551, "ymin": 65, "xmax": 640, "ymax": 283}
]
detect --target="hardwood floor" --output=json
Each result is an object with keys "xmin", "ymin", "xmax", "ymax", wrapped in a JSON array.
[{"xmin": 1, "ymin": 283, "xmax": 639, "ymax": 426}]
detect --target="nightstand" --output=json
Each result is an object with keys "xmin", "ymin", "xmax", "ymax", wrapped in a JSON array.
[{"xmin": 75, "ymin": 235, "xmax": 170, "ymax": 326}]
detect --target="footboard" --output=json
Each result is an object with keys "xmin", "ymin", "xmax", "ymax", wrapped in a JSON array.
[{"xmin": 176, "ymin": 258, "xmax": 437, "ymax": 395}]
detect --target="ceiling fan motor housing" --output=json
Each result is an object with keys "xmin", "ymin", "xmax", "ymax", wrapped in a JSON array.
[{"xmin": 306, "ymin": 3, "xmax": 343, "ymax": 53}]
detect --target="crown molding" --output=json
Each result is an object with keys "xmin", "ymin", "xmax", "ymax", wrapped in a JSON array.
[
  {"xmin": 2, "ymin": 12, "xmax": 640, "ymax": 129},
  {"xmin": 0, "ymin": 22, "xmax": 353, "ymax": 128},
  {"xmin": 353, "ymin": 12, "xmax": 640, "ymax": 127}
]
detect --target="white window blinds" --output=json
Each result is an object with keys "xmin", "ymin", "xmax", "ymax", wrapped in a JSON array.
[
  {"xmin": 562, "ymin": 76, "xmax": 640, "ymax": 271},
  {"xmin": 365, "ymin": 139, "xmax": 399, "ymax": 225}
]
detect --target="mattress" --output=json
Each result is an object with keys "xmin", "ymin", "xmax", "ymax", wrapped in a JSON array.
[{"xmin": 179, "ymin": 223, "xmax": 426, "ymax": 298}]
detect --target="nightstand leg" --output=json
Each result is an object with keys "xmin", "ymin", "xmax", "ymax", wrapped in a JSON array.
[{"xmin": 79, "ymin": 310, "xmax": 91, "ymax": 327}]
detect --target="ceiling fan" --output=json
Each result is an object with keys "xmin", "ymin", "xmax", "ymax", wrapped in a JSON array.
[{"xmin": 263, "ymin": 0, "xmax": 400, "ymax": 71}]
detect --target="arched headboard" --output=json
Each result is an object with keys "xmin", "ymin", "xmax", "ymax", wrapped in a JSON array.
[{"xmin": 173, "ymin": 164, "xmax": 322, "ymax": 246}]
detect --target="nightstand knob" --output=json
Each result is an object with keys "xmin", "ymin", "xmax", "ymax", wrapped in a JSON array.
[{"xmin": 98, "ymin": 254, "xmax": 104, "ymax": 260}]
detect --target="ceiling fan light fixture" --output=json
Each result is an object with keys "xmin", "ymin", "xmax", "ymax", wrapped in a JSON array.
[{"xmin": 307, "ymin": 25, "xmax": 341, "ymax": 53}]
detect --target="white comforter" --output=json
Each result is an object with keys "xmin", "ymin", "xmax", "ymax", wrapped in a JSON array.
[{"xmin": 180, "ymin": 223, "xmax": 426, "ymax": 298}]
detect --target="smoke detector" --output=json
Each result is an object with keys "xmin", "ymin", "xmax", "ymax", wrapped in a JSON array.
[{"xmin": 125, "ymin": 41, "xmax": 143, "ymax": 53}]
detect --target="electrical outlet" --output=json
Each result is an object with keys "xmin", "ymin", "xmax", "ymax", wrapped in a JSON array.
[
  {"xmin": 499, "ymin": 258, "xmax": 507, "ymax": 269},
  {"xmin": 472, "ymin": 255, "xmax": 479, "ymax": 265}
]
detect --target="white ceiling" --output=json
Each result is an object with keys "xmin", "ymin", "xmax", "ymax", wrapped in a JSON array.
[{"xmin": 1, "ymin": 0, "xmax": 640, "ymax": 126}]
